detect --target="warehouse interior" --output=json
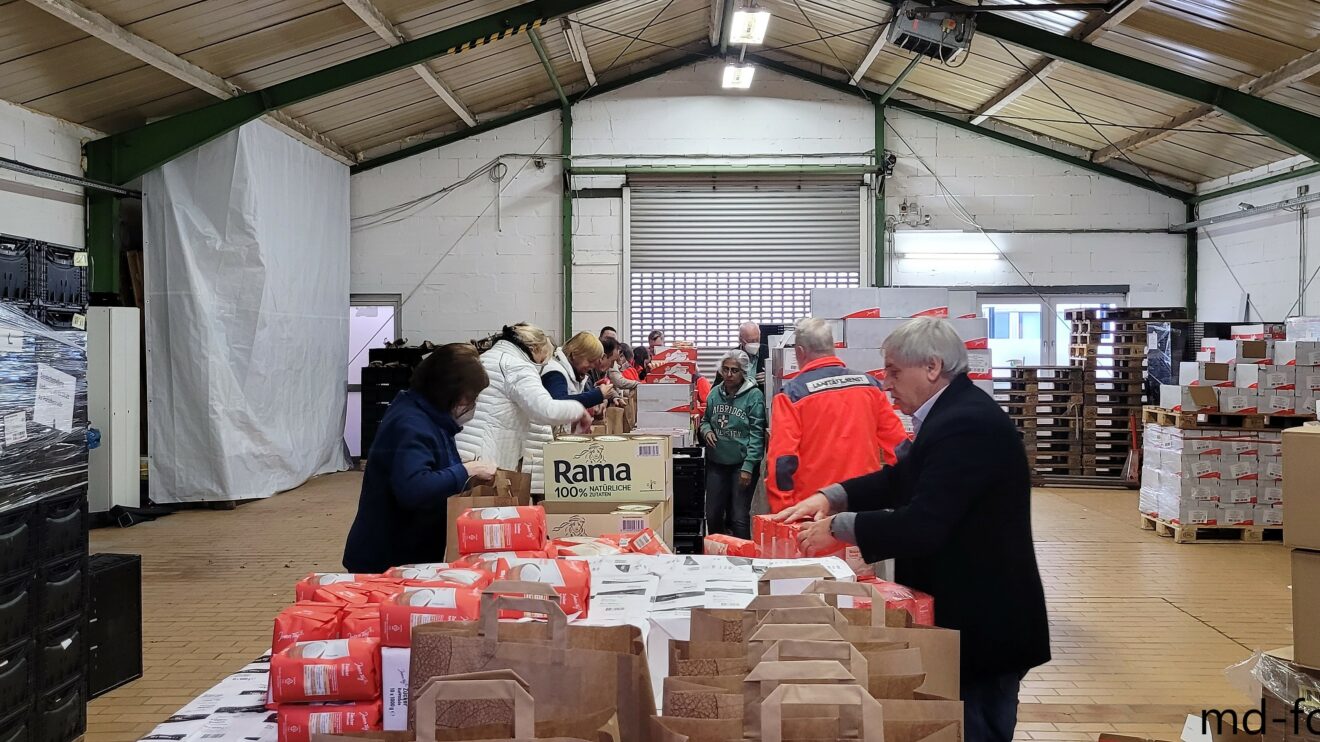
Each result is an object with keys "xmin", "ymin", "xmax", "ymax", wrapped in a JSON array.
[{"xmin": 3, "ymin": 0, "xmax": 1320, "ymax": 740}]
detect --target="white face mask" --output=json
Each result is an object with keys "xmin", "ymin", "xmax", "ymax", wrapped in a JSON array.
[
  {"xmin": 453, "ymin": 405, "xmax": 476, "ymax": 425},
  {"xmin": 743, "ymin": 342, "xmax": 760, "ymax": 356}
]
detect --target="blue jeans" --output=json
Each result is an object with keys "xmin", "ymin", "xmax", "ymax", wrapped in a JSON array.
[
  {"xmin": 961, "ymin": 671, "xmax": 1026, "ymax": 742},
  {"xmin": 705, "ymin": 461, "xmax": 755, "ymax": 539}
]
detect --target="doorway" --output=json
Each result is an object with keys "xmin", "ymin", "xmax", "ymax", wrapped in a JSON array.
[
  {"xmin": 980, "ymin": 292, "xmax": 1125, "ymax": 369},
  {"xmin": 346, "ymin": 294, "xmax": 401, "ymax": 459}
]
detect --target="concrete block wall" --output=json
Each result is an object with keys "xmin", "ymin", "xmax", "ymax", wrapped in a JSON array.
[
  {"xmin": 350, "ymin": 60, "xmax": 1190, "ymax": 341},
  {"xmin": 0, "ymin": 100, "xmax": 94, "ymax": 247},
  {"xmin": 1195, "ymin": 158, "xmax": 1320, "ymax": 322}
]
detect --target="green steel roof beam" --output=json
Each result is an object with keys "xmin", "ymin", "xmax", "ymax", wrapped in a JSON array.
[
  {"xmin": 1190, "ymin": 163, "xmax": 1320, "ymax": 205},
  {"xmin": 878, "ymin": 56, "xmax": 921, "ymax": 105},
  {"xmin": 529, "ymin": 27, "xmax": 568, "ymax": 107},
  {"xmin": 83, "ymin": 0, "xmax": 610, "ymax": 184},
  {"xmin": 352, "ymin": 53, "xmax": 707, "ymax": 174},
  {"xmin": 746, "ymin": 54, "xmax": 1190, "ymax": 199},
  {"xmin": 717, "ymin": 0, "xmax": 735, "ymax": 55},
  {"xmin": 966, "ymin": 11, "xmax": 1320, "ymax": 163}
]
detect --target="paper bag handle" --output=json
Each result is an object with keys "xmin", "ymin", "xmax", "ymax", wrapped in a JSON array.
[
  {"xmin": 760, "ymin": 683, "xmax": 883, "ymax": 742},
  {"xmin": 414, "ymin": 678, "xmax": 534, "ymax": 742},
  {"xmin": 478, "ymin": 585, "xmax": 568, "ymax": 647},
  {"xmin": 484, "ymin": 580, "xmax": 561, "ymax": 600},
  {"xmin": 756, "ymin": 565, "xmax": 835, "ymax": 595},
  {"xmin": 804, "ymin": 579, "xmax": 884, "ymax": 625}
]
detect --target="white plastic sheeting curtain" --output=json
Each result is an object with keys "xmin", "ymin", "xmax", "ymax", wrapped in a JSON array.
[{"xmin": 143, "ymin": 122, "xmax": 350, "ymax": 503}]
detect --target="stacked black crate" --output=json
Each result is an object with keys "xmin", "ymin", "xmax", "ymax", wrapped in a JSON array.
[
  {"xmin": 0, "ymin": 236, "xmax": 34, "ymax": 312},
  {"xmin": 360, "ymin": 346, "xmax": 428, "ymax": 457},
  {"xmin": 31, "ymin": 243, "xmax": 87, "ymax": 330},
  {"xmin": 0, "ymin": 305, "xmax": 90, "ymax": 742},
  {"xmin": 671, "ymin": 447, "xmax": 705, "ymax": 554}
]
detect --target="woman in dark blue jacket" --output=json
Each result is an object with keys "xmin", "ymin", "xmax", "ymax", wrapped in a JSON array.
[{"xmin": 343, "ymin": 343, "xmax": 495, "ymax": 573}]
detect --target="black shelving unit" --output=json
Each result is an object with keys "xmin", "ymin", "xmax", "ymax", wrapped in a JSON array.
[
  {"xmin": 672, "ymin": 447, "xmax": 705, "ymax": 554},
  {"xmin": 88, "ymin": 554, "xmax": 142, "ymax": 699}
]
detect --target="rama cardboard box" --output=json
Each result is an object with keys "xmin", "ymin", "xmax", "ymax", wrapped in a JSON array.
[
  {"xmin": 543, "ymin": 434, "xmax": 671, "ymax": 504},
  {"xmin": 1292, "ymin": 549, "xmax": 1320, "ymax": 668},
  {"xmin": 1274, "ymin": 340, "xmax": 1320, "ymax": 366},
  {"xmin": 879, "ymin": 287, "xmax": 950, "ymax": 318},
  {"xmin": 810, "ymin": 287, "xmax": 882, "ymax": 319},
  {"xmin": 1236, "ymin": 364, "xmax": 1296, "ymax": 390},
  {"xmin": 1161, "ymin": 384, "xmax": 1219, "ymax": 412},
  {"xmin": 543, "ymin": 499, "xmax": 671, "ymax": 545},
  {"xmin": 1284, "ymin": 426, "xmax": 1320, "ymax": 550},
  {"xmin": 1179, "ymin": 361, "xmax": 1234, "ymax": 387}
]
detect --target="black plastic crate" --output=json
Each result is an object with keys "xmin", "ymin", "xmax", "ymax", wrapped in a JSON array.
[
  {"xmin": 88, "ymin": 554, "xmax": 140, "ymax": 699},
  {"xmin": 33, "ymin": 678, "xmax": 82, "ymax": 742},
  {"xmin": 672, "ymin": 533, "xmax": 703, "ymax": 555},
  {"xmin": 29, "ymin": 309, "xmax": 78, "ymax": 332},
  {"xmin": 32, "ymin": 558, "xmax": 84, "ymax": 629},
  {"xmin": 34, "ymin": 619, "xmax": 82, "ymax": 694},
  {"xmin": 366, "ymin": 347, "xmax": 427, "ymax": 367},
  {"xmin": 0, "ymin": 705, "xmax": 30, "ymax": 742},
  {"xmin": 0, "ymin": 238, "xmax": 33, "ymax": 305},
  {"xmin": 0, "ymin": 577, "xmax": 33, "ymax": 648},
  {"xmin": 34, "ymin": 495, "xmax": 85, "ymax": 565},
  {"xmin": 0, "ymin": 642, "xmax": 33, "ymax": 719},
  {"xmin": 0, "ymin": 505, "xmax": 34, "ymax": 581},
  {"xmin": 32, "ymin": 245, "xmax": 85, "ymax": 313}
]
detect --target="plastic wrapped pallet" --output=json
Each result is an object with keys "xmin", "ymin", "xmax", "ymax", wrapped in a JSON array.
[{"xmin": 0, "ymin": 303, "xmax": 88, "ymax": 507}]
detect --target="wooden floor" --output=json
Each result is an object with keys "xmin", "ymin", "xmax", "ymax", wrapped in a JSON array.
[{"xmin": 86, "ymin": 474, "xmax": 1292, "ymax": 741}]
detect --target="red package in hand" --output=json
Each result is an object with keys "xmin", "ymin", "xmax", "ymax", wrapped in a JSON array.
[
  {"xmin": 313, "ymin": 579, "xmax": 404, "ymax": 606},
  {"xmin": 272, "ymin": 602, "xmax": 342, "ymax": 654},
  {"xmin": 456, "ymin": 506, "xmax": 547, "ymax": 554},
  {"xmin": 703, "ymin": 534, "xmax": 757, "ymax": 558},
  {"xmin": 270, "ymin": 638, "xmax": 380, "ymax": 703},
  {"xmin": 295, "ymin": 573, "xmax": 377, "ymax": 602},
  {"xmin": 277, "ymin": 701, "xmax": 381, "ymax": 742},
  {"xmin": 339, "ymin": 604, "xmax": 381, "ymax": 640},
  {"xmin": 494, "ymin": 558, "xmax": 591, "ymax": 617},
  {"xmin": 379, "ymin": 586, "xmax": 482, "ymax": 647},
  {"xmin": 752, "ymin": 515, "xmax": 778, "ymax": 558}
]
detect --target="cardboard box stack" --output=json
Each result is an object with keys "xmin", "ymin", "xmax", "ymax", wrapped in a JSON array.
[
  {"xmin": 1141, "ymin": 424, "xmax": 1283, "ymax": 528},
  {"xmin": 542, "ymin": 432, "xmax": 677, "ymax": 544},
  {"xmin": 1283, "ymin": 425, "xmax": 1320, "ymax": 671},
  {"xmin": 1160, "ymin": 351, "xmax": 1320, "ymax": 418}
]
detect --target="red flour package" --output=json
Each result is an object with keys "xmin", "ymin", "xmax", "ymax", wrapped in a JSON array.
[
  {"xmin": 855, "ymin": 578, "xmax": 936, "ymax": 626},
  {"xmin": 378, "ymin": 586, "xmax": 483, "ymax": 647},
  {"xmin": 295, "ymin": 573, "xmax": 378, "ymax": 602},
  {"xmin": 703, "ymin": 534, "xmax": 757, "ymax": 558},
  {"xmin": 277, "ymin": 701, "xmax": 381, "ymax": 742},
  {"xmin": 623, "ymin": 528, "xmax": 671, "ymax": 555},
  {"xmin": 272, "ymin": 602, "xmax": 342, "ymax": 654},
  {"xmin": 455, "ymin": 506, "xmax": 547, "ymax": 554},
  {"xmin": 451, "ymin": 551, "xmax": 548, "ymax": 570},
  {"xmin": 269, "ymin": 638, "xmax": 381, "ymax": 704},
  {"xmin": 312, "ymin": 579, "xmax": 405, "ymax": 606},
  {"xmin": 391, "ymin": 565, "xmax": 494, "ymax": 590},
  {"xmin": 492, "ymin": 558, "xmax": 591, "ymax": 617},
  {"xmin": 338, "ymin": 604, "xmax": 381, "ymax": 640}
]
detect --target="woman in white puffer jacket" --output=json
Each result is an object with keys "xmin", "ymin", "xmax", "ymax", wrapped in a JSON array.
[
  {"xmin": 526, "ymin": 332, "xmax": 618, "ymax": 495},
  {"xmin": 455, "ymin": 324, "xmax": 590, "ymax": 472}
]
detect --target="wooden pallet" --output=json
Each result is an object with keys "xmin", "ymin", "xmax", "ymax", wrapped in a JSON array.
[
  {"xmin": 1064, "ymin": 307, "xmax": 1189, "ymax": 322},
  {"xmin": 1012, "ymin": 417, "xmax": 1080, "ymax": 430},
  {"xmin": 1088, "ymin": 394, "xmax": 1148, "ymax": 406},
  {"xmin": 1073, "ymin": 356, "xmax": 1149, "ymax": 368},
  {"xmin": 1071, "ymin": 342, "xmax": 1149, "ymax": 357},
  {"xmin": 1085, "ymin": 369, "xmax": 1146, "ymax": 381},
  {"xmin": 1084, "ymin": 453, "xmax": 1130, "ymax": 467},
  {"xmin": 1071, "ymin": 331, "xmax": 1149, "ymax": 345},
  {"xmin": 995, "ymin": 390, "xmax": 1082, "ymax": 404},
  {"xmin": 1139, "ymin": 514, "xmax": 1283, "ymax": 544},
  {"xmin": 1003, "ymin": 403, "xmax": 1079, "ymax": 416},
  {"xmin": 1141, "ymin": 406, "xmax": 1315, "ymax": 430},
  {"xmin": 996, "ymin": 366, "xmax": 1079, "ymax": 378}
]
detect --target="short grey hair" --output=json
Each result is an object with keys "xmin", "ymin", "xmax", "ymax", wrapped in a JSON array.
[
  {"xmin": 720, "ymin": 350, "xmax": 751, "ymax": 375},
  {"xmin": 794, "ymin": 318, "xmax": 835, "ymax": 355},
  {"xmin": 882, "ymin": 317, "xmax": 969, "ymax": 378}
]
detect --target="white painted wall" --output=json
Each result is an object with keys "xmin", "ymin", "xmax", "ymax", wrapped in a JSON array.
[
  {"xmin": 0, "ymin": 100, "xmax": 94, "ymax": 247},
  {"xmin": 1194, "ymin": 157, "xmax": 1320, "ymax": 322},
  {"xmin": 349, "ymin": 59, "xmax": 1189, "ymax": 342}
]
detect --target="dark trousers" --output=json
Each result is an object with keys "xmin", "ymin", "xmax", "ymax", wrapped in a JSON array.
[
  {"xmin": 961, "ymin": 671, "xmax": 1026, "ymax": 742},
  {"xmin": 705, "ymin": 461, "xmax": 756, "ymax": 539}
]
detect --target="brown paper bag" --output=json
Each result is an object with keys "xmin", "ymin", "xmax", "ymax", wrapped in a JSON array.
[
  {"xmin": 760, "ymin": 684, "xmax": 884, "ymax": 742},
  {"xmin": 802, "ymin": 579, "xmax": 914, "ymax": 628},
  {"xmin": 834, "ymin": 626, "xmax": 961, "ymax": 701},
  {"xmin": 864, "ymin": 647, "xmax": 926, "ymax": 700},
  {"xmin": 671, "ymin": 656, "xmax": 747, "ymax": 677},
  {"xmin": 409, "ymin": 589, "xmax": 654, "ymax": 741},
  {"xmin": 759, "ymin": 640, "xmax": 870, "ymax": 686},
  {"xmin": 444, "ymin": 470, "xmax": 532, "ymax": 561},
  {"xmin": 605, "ymin": 407, "xmax": 627, "ymax": 435},
  {"xmin": 756, "ymin": 565, "xmax": 836, "ymax": 596},
  {"xmin": 624, "ymin": 395, "xmax": 638, "ymax": 431},
  {"xmin": 743, "ymin": 661, "xmax": 861, "ymax": 738}
]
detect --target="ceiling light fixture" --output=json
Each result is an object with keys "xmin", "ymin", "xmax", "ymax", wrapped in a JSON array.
[
  {"xmin": 722, "ymin": 64, "xmax": 756, "ymax": 89},
  {"xmin": 729, "ymin": 8, "xmax": 772, "ymax": 45}
]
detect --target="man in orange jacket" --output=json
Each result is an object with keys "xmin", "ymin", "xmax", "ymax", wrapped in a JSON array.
[{"xmin": 765, "ymin": 317, "xmax": 909, "ymax": 513}]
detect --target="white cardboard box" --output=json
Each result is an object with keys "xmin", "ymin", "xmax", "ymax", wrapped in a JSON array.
[
  {"xmin": 1274, "ymin": 340, "xmax": 1320, "ymax": 366},
  {"xmin": 1235, "ymin": 364, "xmax": 1296, "ymax": 390},
  {"xmin": 382, "ymin": 647, "xmax": 410, "ymax": 731},
  {"xmin": 1216, "ymin": 388, "xmax": 1259, "ymax": 413},
  {"xmin": 636, "ymin": 411, "xmax": 691, "ymax": 429},
  {"xmin": 1221, "ymin": 482, "xmax": 1258, "ymax": 505},
  {"xmin": 1259, "ymin": 392, "xmax": 1298, "ymax": 414},
  {"xmin": 1258, "ymin": 504, "xmax": 1285, "ymax": 525},
  {"xmin": 1296, "ymin": 366, "xmax": 1320, "ymax": 392},
  {"xmin": 843, "ymin": 319, "xmax": 907, "ymax": 349},
  {"xmin": 1213, "ymin": 339, "xmax": 1273, "ymax": 364},
  {"xmin": 879, "ymin": 287, "xmax": 950, "ymax": 318},
  {"xmin": 949, "ymin": 290, "xmax": 978, "ymax": 319},
  {"xmin": 635, "ymin": 384, "xmax": 692, "ymax": 412},
  {"xmin": 967, "ymin": 348, "xmax": 993, "ymax": 380},
  {"xmin": 1261, "ymin": 484, "xmax": 1284, "ymax": 504},
  {"xmin": 1160, "ymin": 384, "xmax": 1218, "ymax": 412},
  {"xmin": 1220, "ymin": 506, "xmax": 1256, "ymax": 525},
  {"xmin": 810, "ymin": 287, "xmax": 881, "ymax": 319},
  {"xmin": 1178, "ymin": 361, "xmax": 1234, "ymax": 387}
]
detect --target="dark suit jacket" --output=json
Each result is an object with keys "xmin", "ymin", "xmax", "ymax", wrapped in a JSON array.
[{"xmin": 839, "ymin": 373, "xmax": 1050, "ymax": 681}]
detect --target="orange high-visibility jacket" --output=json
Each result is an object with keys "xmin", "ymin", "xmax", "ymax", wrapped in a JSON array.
[{"xmin": 765, "ymin": 356, "xmax": 909, "ymax": 513}]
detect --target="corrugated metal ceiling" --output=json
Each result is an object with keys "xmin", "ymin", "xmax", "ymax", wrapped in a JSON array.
[{"xmin": 0, "ymin": 0, "xmax": 1315, "ymax": 184}]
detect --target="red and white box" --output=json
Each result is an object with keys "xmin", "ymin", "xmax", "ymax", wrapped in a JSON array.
[
  {"xmin": 295, "ymin": 574, "xmax": 377, "ymax": 602},
  {"xmin": 1216, "ymin": 388, "xmax": 1258, "ymax": 414},
  {"xmin": 1235, "ymin": 364, "xmax": 1295, "ymax": 390},
  {"xmin": 950, "ymin": 318, "xmax": 990, "ymax": 350},
  {"xmin": 273, "ymin": 603, "xmax": 342, "ymax": 654},
  {"xmin": 703, "ymin": 534, "xmax": 757, "ymax": 557},
  {"xmin": 810, "ymin": 287, "xmax": 881, "ymax": 319},
  {"xmin": 643, "ymin": 363, "xmax": 697, "ymax": 385},
  {"xmin": 379, "ymin": 587, "xmax": 483, "ymax": 646},
  {"xmin": 1179, "ymin": 362, "xmax": 1234, "ymax": 387},
  {"xmin": 1260, "ymin": 485, "xmax": 1284, "ymax": 504},
  {"xmin": 1220, "ymin": 507, "xmax": 1256, "ymax": 526},
  {"xmin": 836, "ymin": 348, "xmax": 886, "ymax": 381},
  {"xmin": 1260, "ymin": 393, "xmax": 1298, "ymax": 415},
  {"xmin": 966, "ymin": 349, "xmax": 993, "ymax": 381},
  {"xmin": 1257, "ymin": 505, "xmax": 1285, "ymax": 526},
  {"xmin": 635, "ymin": 383, "xmax": 693, "ymax": 413},
  {"xmin": 1213, "ymin": 339, "xmax": 1272, "ymax": 364},
  {"xmin": 855, "ymin": 578, "xmax": 935, "ymax": 626},
  {"xmin": 948, "ymin": 290, "xmax": 978, "ymax": 320},
  {"xmin": 456, "ymin": 506, "xmax": 547, "ymax": 554},
  {"xmin": 270, "ymin": 638, "xmax": 381, "ymax": 703},
  {"xmin": 1297, "ymin": 367, "xmax": 1320, "ymax": 392},
  {"xmin": 1221, "ymin": 483, "xmax": 1258, "ymax": 505},
  {"xmin": 1274, "ymin": 340, "xmax": 1320, "ymax": 366},
  {"xmin": 879, "ymin": 287, "xmax": 950, "ymax": 318},
  {"xmin": 1231, "ymin": 324, "xmax": 1286, "ymax": 340},
  {"xmin": 277, "ymin": 701, "xmax": 381, "ymax": 742},
  {"xmin": 1261, "ymin": 456, "xmax": 1284, "ymax": 482},
  {"xmin": 1160, "ymin": 385, "xmax": 1218, "ymax": 412},
  {"xmin": 386, "ymin": 565, "xmax": 495, "ymax": 590},
  {"xmin": 1221, "ymin": 455, "xmax": 1260, "ymax": 482},
  {"xmin": 451, "ymin": 551, "xmax": 548, "ymax": 570}
]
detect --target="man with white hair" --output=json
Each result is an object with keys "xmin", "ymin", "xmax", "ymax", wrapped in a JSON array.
[
  {"xmin": 775, "ymin": 317, "xmax": 1050, "ymax": 742},
  {"xmin": 715, "ymin": 322, "xmax": 765, "ymax": 387},
  {"xmin": 764, "ymin": 317, "xmax": 907, "ymax": 513}
]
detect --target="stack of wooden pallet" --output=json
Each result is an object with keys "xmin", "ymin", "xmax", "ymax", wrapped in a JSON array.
[
  {"xmin": 993, "ymin": 366, "xmax": 1083, "ymax": 482},
  {"xmin": 1067, "ymin": 307, "xmax": 1189, "ymax": 482}
]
